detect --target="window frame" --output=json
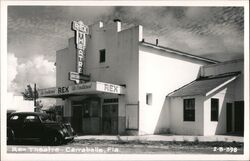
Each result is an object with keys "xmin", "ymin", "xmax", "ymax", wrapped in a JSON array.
[
  {"xmin": 146, "ymin": 93, "xmax": 152, "ymax": 105},
  {"xmin": 99, "ymin": 49, "xmax": 106, "ymax": 63},
  {"xmin": 211, "ymin": 98, "xmax": 219, "ymax": 121},
  {"xmin": 24, "ymin": 115, "xmax": 41, "ymax": 123},
  {"xmin": 183, "ymin": 98, "xmax": 195, "ymax": 121}
]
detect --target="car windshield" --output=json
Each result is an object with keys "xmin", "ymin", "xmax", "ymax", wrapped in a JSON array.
[{"xmin": 39, "ymin": 114, "xmax": 55, "ymax": 123}]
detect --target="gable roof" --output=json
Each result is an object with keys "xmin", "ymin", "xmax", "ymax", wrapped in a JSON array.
[
  {"xmin": 140, "ymin": 41, "xmax": 220, "ymax": 64},
  {"xmin": 167, "ymin": 72, "xmax": 240, "ymax": 97}
]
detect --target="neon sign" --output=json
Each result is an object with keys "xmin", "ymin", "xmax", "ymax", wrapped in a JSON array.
[{"xmin": 72, "ymin": 21, "xmax": 89, "ymax": 74}]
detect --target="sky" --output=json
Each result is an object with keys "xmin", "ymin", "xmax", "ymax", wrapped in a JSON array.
[{"xmin": 7, "ymin": 6, "xmax": 244, "ymax": 98}]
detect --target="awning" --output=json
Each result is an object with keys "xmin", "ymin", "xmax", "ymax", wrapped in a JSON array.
[
  {"xmin": 167, "ymin": 72, "xmax": 240, "ymax": 97},
  {"xmin": 38, "ymin": 81, "xmax": 126, "ymax": 98}
]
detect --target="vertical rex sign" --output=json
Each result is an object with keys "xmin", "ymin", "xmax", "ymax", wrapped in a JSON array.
[{"xmin": 72, "ymin": 21, "xmax": 89, "ymax": 75}]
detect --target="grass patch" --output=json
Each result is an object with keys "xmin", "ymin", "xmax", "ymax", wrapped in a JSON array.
[{"xmin": 76, "ymin": 139, "xmax": 243, "ymax": 149}]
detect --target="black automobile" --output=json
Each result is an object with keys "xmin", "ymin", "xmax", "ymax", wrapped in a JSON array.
[{"xmin": 7, "ymin": 112, "xmax": 76, "ymax": 145}]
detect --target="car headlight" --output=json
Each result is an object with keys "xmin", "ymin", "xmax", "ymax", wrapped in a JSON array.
[{"xmin": 62, "ymin": 128, "xmax": 68, "ymax": 134}]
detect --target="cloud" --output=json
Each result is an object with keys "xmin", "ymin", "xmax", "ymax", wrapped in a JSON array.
[
  {"xmin": 7, "ymin": 53, "xmax": 18, "ymax": 92},
  {"xmin": 7, "ymin": 53, "xmax": 56, "ymax": 107},
  {"xmin": 106, "ymin": 7, "xmax": 244, "ymax": 60},
  {"xmin": 6, "ymin": 6, "xmax": 244, "ymax": 96},
  {"xmin": 8, "ymin": 6, "xmax": 244, "ymax": 63},
  {"xmin": 11, "ymin": 55, "xmax": 56, "ymax": 95}
]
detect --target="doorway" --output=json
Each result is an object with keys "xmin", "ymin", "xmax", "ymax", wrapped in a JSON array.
[
  {"xmin": 234, "ymin": 101, "xmax": 244, "ymax": 135},
  {"xmin": 82, "ymin": 99, "xmax": 101, "ymax": 134},
  {"xmin": 226, "ymin": 101, "xmax": 244, "ymax": 136},
  {"xmin": 72, "ymin": 97, "xmax": 101, "ymax": 134},
  {"xmin": 226, "ymin": 103, "xmax": 233, "ymax": 133},
  {"xmin": 72, "ymin": 105, "xmax": 83, "ymax": 133},
  {"xmin": 102, "ymin": 99, "xmax": 118, "ymax": 134}
]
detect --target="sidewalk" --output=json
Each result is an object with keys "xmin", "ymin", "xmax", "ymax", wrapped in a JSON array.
[{"xmin": 75, "ymin": 134, "xmax": 244, "ymax": 143}]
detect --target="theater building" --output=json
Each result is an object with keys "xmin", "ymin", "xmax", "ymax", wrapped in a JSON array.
[{"xmin": 38, "ymin": 20, "xmax": 244, "ymax": 136}]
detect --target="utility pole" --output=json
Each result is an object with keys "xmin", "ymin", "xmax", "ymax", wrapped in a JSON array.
[{"xmin": 34, "ymin": 83, "xmax": 37, "ymax": 107}]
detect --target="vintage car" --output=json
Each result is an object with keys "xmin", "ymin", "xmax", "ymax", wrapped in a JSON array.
[{"xmin": 7, "ymin": 112, "xmax": 76, "ymax": 145}]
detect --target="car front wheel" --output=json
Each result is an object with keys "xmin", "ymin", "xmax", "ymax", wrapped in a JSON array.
[{"xmin": 49, "ymin": 134, "xmax": 63, "ymax": 146}]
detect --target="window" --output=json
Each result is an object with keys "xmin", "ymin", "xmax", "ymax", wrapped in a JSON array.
[
  {"xmin": 99, "ymin": 49, "xmax": 106, "ymax": 63},
  {"xmin": 103, "ymin": 98, "xmax": 118, "ymax": 104},
  {"xmin": 10, "ymin": 115, "xmax": 19, "ymax": 120},
  {"xmin": 24, "ymin": 115, "xmax": 40, "ymax": 123},
  {"xmin": 146, "ymin": 93, "xmax": 152, "ymax": 105},
  {"xmin": 183, "ymin": 98, "xmax": 195, "ymax": 121},
  {"xmin": 211, "ymin": 98, "xmax": 219, "ymax": 121}
]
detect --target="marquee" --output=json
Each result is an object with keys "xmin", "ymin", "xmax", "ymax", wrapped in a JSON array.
[{"xmin": 38, "ymin": 81, "xmax": 126, "ymax": 98}]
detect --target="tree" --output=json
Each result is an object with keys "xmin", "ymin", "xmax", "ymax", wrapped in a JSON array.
[
  {"xmin": 22, "ymin": 85, "xmax": 35, "ymax": 100},
  {"xmin": 21, "ymin": 84, "xmax": 38, "ymax": 100},
  {"xmin": 21, "ymin": 84, "xmax": 39, "ymax": 107}
]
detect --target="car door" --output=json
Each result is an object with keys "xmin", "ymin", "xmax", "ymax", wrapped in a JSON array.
[
  {"xmin": 8, "ymin": 114, "xmax": 23, "ymax": 138},
  {"xmin": 22, "ymin": 115, "xmax": 44, "ymax": 139}
]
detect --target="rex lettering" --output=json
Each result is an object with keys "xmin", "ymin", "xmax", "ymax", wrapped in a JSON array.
[{"xmin": 58, "ymin": 87, "xmax": 69, "ymax": 94}]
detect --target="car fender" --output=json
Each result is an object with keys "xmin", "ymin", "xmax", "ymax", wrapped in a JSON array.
[
  {"xmin": 44, "ymin": 127, "xmax": 65, "ymax": 139},
  {"xmin": 7, "ymin": 127, "xmax": 15, "ymax": 144}
]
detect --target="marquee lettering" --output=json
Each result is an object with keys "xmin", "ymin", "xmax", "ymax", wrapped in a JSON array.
[
  {"xmin": 72, "ymin": 21, "xmax": 89, "ymax": 76},
  {"xmin": 104, "ymin": 84, "xmax": 119, "ymax": 93},
  {"xmin": 58, "ymin": 87, "xmax": 69, "ymax": 94}
]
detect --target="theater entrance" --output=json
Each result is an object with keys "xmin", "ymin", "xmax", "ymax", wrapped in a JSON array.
[
  {"xmin": 72, "ymin": 97, "xmax": 101, "ymax": 134},
  {"xmin": 102, "ymin": 98, "xmax": 118, "ymax": 134}
]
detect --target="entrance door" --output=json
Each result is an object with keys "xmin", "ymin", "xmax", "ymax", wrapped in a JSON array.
[
  {"xmin": 234, "ymin": 101, "xmax": 244, "ymax": 135},
  {"xmin": 72, "ymin": 105, "xmax": 83, "ymax": 133},
  {"xmin": 72, "ymin": 98, "xmax": 101, "ymax": 134},
  {"xmin": 102, "ymin": 104, "xmax": 118, "ymax": 134},
  {"xmin": 226, "ymin": 103, "xmax": 233, "ymax": 133}
]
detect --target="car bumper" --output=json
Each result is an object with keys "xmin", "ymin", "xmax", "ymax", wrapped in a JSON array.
[{"xmin": 64, "ymin": 136, "xmax": 75, "ymax": 140}]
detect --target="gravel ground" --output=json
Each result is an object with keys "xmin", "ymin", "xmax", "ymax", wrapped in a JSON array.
[
  {"xmin": 70, "ymin": 139, "xmax": 244, "ymax": 154},
  {"xmin": 7, "ymin": 139, "xmax": 243, "ymax": 154}
]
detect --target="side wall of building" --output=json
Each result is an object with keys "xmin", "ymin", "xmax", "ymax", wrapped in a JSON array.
[
  {"xmin": 56, "ymin": 38, "xmax": 77, "ymax": 87},
  {"xmin": 202, "ymin": 60, "xmax": 244, "ymax": 135},
  {"xmin": 203, "ymin": 82, "xmax": 236, "ymax": 135},
  {"xmin": 169, "ymin": 96, "xmax": 204, "ymax": 135},
  {"xmin": 201, "ymin": 59, "xmax": 244, "ymax": 101},
  {"xmin": 138, "ymin": 45, "xmax": 208, "ymax": 135}
]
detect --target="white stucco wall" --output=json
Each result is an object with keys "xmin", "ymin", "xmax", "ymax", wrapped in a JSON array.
[
  {"xmin": 203, "ymin": 77, "xmax": 239, "ymax": 135},
  {"xmin": 201, "ymin": 59, "xmax": 243, "ymax": 77},
  {"xmin": 167, "ymin": 59, "xmax": 244, "ymax": 136},
  {"xmin": 234, "ymin": 74, "xmax": 244, "ymax": 100},
  {"xmin": 201, "ymin": 59, "xmax": 244, "ymax": 101},
  {"xmin": 85, "ymin": 22, "xmax": 141, "ymax": 119},
  {"xmin": 138, "ymin": 45, "xmax": 209, "ymax": 135},
  {"xmin": 56, "ymin": 38, "xmax": 77, "ymax": 87},
  {"xmin": 169, "ymin": 96, "xmax": 204, "ymax": 135}
]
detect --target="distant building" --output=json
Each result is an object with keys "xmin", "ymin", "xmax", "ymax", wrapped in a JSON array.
[
  {"xmin": 7, "ymin": 93, "xmax": 34, "ymax": 112},
  {"xmin": 38, "ymin": 20, "xmax": 244, "ymax": 136}
]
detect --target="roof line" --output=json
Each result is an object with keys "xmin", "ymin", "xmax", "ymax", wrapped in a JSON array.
[
  {"xmin": 197, "ymin": 71, "xmax": 241, "ymax": 81},
  {"xmin": 167, "ymin": 72, "xmax": 240, "ymax": 97},
  {"xmin": 206, "ymin": 75, "xmax": 238, "ymax": 96},
  {"xmin": 140, "ymin": 41, "xmax": 220, "ymax": 64},
  {"xmin": 167, "ymin": 80, "xmax": 197, "ymax": 97}
]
